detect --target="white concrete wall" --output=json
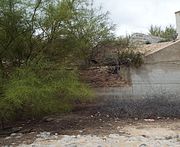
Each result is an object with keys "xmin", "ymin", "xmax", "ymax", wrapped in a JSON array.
[
  {"xmin": 145, "ymin": 40, "xmax": 180, "ymax": 63},
  {"xmin": 175, "ymin": 11, "xmax": 180, "ymax": 39}
]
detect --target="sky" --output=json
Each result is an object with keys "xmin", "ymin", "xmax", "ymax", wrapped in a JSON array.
[{"xmin": 95, "ymin": 0, "xmax": 180, "ymax": 36}]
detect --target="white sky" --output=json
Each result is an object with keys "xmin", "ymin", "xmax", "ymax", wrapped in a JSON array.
[{"xmin": 95, "ymin": 0, "xmax": 180, "ymax": 36}]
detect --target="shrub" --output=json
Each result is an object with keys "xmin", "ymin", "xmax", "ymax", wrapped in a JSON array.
[
  {"xmin": 118, "ymin": 50, "xmax": 144, "ymax": 68},
  {"xmin": 109, "ymin": 36, "xmax": 136, "ymax": 49},
  {"xmin": 0, "ymin": 64, "xmax": 93, "ymax": 125},
  {"xmin": 103, "ymin": 54, "xmax": 117, "ymax": 66},
  {"xmin": 103, "ymin": 50, "xmax": 143, "ymax": 68},
  {"xmin": 149, "ymin": 25, "xmax": 177, "ymax": 41}
]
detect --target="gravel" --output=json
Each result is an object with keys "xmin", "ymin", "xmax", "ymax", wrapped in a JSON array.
[{"xmin": 17, "ymin": 133, "xmax": 180, "ymax": 147}]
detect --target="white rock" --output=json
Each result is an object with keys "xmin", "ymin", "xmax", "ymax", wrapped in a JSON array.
[
  {"xmin": 109, "ymin": 134, "xmax": 119, "ymax": 138},
  {"xmin": 5, "ymin": 136, "xmax": 11, "ymax": 140},
  {"xmin": 10, "ymin": 133, "xmax": 17, "ymax": 136},
  {"xmin": 117, "ymin": 126, "xmax": 121, "ymax": 130},
  {"xmin": 144, "ymin": 119, "xmax": 155, "ymax": 122},
  {"xmin": 37, "ymin": 132, "xmax": 51, "ymax": 139},
  {"xmin": 135, "ymin": 118, "xmax": 139, "ymax": 121}
]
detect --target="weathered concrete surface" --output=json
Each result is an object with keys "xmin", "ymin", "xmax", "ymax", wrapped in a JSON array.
[
  {"xmin": 96, "ymin": 62, "xmax": 180, "ymax": 97},
  {"xmin": 145, "ymin": 40, "xmax": 180, "ymax": 63},
  {"xmin": 97, "ymin": 39, "xmax": 180, "ymax": 97},
  {"xmin": 175, "ymin": 11, "xmax": 180, "ymax": 39},
  {"xmin": 94, "ymin": 62, "xmax": 180, "ymax": 118}
]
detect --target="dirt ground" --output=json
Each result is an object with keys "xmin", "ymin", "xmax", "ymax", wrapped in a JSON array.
[
  {"xmin": 0, "ymin": 101, "xmax": 180, "ymax": 146},
  {"xmin": 0, "ymin": 67, "xmax": 180, "ymax": 146}
]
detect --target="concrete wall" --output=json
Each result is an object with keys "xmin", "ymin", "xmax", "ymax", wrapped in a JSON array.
[
  {"xmin": 145, "ymin": 40, "xmax": 180, "ymax": 63},
  {"xmin": 96, "ymin": 62, "xmax": 180, "ymax": 98},
  {"xmin": 175, "ymin": 11, "xmax": 180, "ymax": 39}
]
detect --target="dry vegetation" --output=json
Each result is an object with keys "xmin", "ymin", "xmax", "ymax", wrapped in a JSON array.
[{"xmin": 80, "ymin": 67, "xmax": 129, "ymax": 87}]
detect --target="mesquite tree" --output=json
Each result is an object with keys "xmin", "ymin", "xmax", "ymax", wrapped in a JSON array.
[{"xmin": 0, "ymin": 0, "xmax": 114, "ymax": 128}]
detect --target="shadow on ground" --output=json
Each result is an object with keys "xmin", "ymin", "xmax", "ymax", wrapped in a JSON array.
[{"xmin": 97, "ymin": 93, "xmax": 180, "ymax": 119}]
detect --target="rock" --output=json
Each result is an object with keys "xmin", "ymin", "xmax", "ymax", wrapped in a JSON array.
[
  {"xmin": 102, "ymin": 137, "xmax": 107, "ymax": 141},
  {"xmin": 141, "ymin": 135, "xmax": 148, "ymax": 138},
  {"xmin": 144, "ymin": 119, "xmax": 155, "ymax": 122},
  {"xmin": 5, "ymin": 136, "xmax": 11, "ymax": 140},
  {"xmin": 43, "ymin": 117, "xmax": 54, "ymax": 122},
  {"xmin": 139, "ymin": 144, "xmax": 148, "ymax": 147},
  {"xmin": 54, "ymin": 135, "xmax": 58, "ymax": 139},
  {"xmin": 20, "ymin": 128, "xmax": 32, "ymax": 134},
  {"xmin": 177, "ymin": 137, "xmax": 180, "ymax": 142},
  {"xmin": 165, "ymin": 136, "xmax": 173, "ymax": 140},
  {"xmin": 17, "ymin": 134, "xmax": 180, "ymax": 147},
  {"xmin": 10, "ymin": 133, "xmax": 17, "ymax": 136},
  {"xmin": 135, "ymin": 118, "xmax": 139, "ymax": 121},
  {"xmin": 13, "ymin": 127, "xmax": 23, "ymax": 132},
  {"xmin": 130, "ymin": 33, "xmax": 164, "ymax": 44},
  {"xmin": 108, "ymin": 123, "xmax": 112, "ymax": 126},
  {"xmin": 77, "ymin": 135, "xmax": 81, "ymax": 138},
  {"xmin": 67, "ymin": 145, "xmax": 77, "ymax": 147},
  {"xmin": 15, "ymin": 133, "xmax": 23, "ymax": 138},
  {"xmin": 37, "ymin": 132, "xmax": 51, "ymax": 139},
  {"xmin": 79, "ymin": 130, "xmax": 83, "ymax": 133},
  {"xmin": 117, "ymin": 126, "xmax": 121, "ymax": 130},
  {"xmin": 15, "ymin": 135, "xmax": 22, "ymax": 139},
  {"xmin": 109, "ymin": 134, "xmax": 119, "ymax": 138}
]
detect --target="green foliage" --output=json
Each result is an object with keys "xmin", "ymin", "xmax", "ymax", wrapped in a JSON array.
[
  {"xmin": 37, "ymin": 0, "xmax": 115, "ymax": 64},
  {"xmin": 102, "ymin": 36, "xmax": 143, "ymax": 67},
  {"xmin": 103, "ymin": 54, "xmax": 117, "ymax": 66},
  {"xmin": 149, "ymin": 25, "xmax": 162, "ymax": 37},
  {"xmin": 117, "ymin": 50, "xmax": 144, "ymax": 68},
  {"xmin": 149, "ymin": 25, "xmax": 177, "ymax": 41},
  {"xmin": 104, "ymin": 51, "xmax": 143, "ymax": 68},
  {"xmin": 0, "ymin": 63, "xmax": 93, "ymax": 121},
  {"xmin": 106, "ymin": 36, "xmax": 135, "ymax": 49},
  {"xmin": 0, "ymin": 0, "xmax": 30, "ymax": 65},
  {"xmin": 0, "ymin": 0, "xmax": 112, "ymax": 125},
  {"xmin": 113, "ymin": 36, "xmax": 132, "ymax": 48},
  {"xmin": 0, "ymin": 0, "xmax": 114, "ymax": 67}
]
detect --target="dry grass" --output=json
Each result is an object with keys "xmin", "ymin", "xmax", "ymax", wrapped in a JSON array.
[{"xmin": 80, "ymin": 67, "xmax": 129, "ymax": 87}]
